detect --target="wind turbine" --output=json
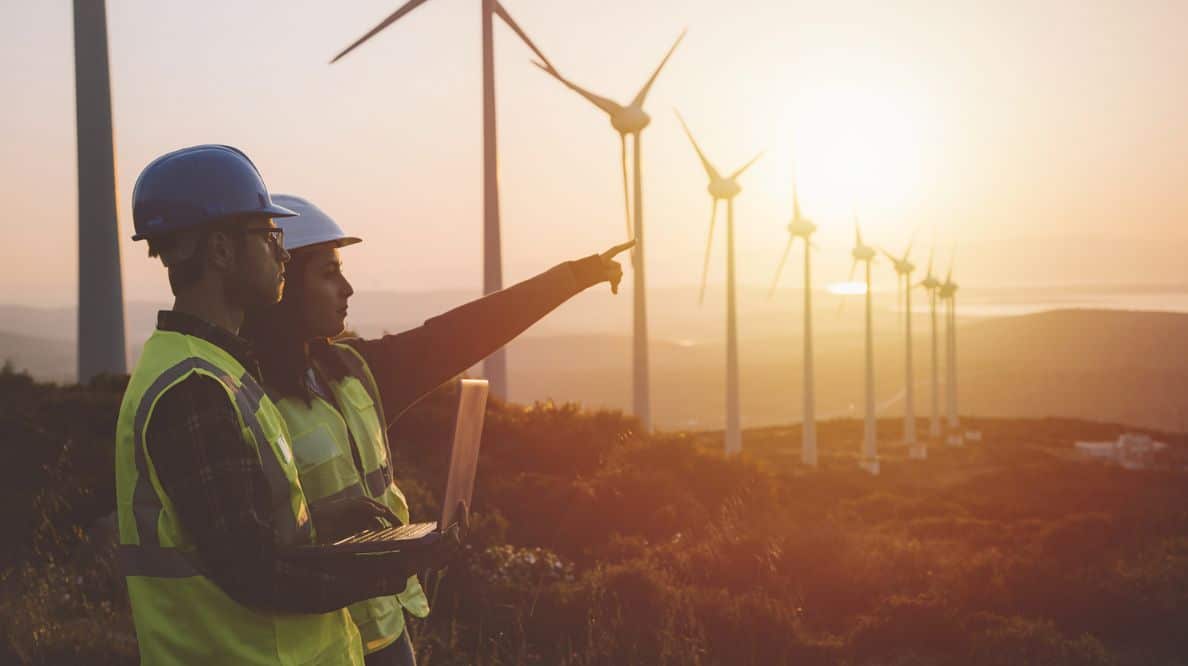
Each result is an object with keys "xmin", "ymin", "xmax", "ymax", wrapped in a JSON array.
[
  {"xmin": 769, "ymin": 177, "xmax": 818, "ymax": 466},
  {"xmin": 331, "ymin": 0, "xmax": 556, "ymax": 400},
  {"xmin": 939, "ymin": 257, "xmax": 962, "ymax": 446},
  {"xmin": 850, "ymin": 220, "xmax": 879, "ymax": 475},
  {"xmin": 676, "ymin": 110, "xmax": 762, "ymax": 456},
  {"xmin": 881, "ymin": 237, "xmax": 922, "ymax": 458},
  {"xmin": 74, "ymin": 0, "xmax": 126, "ymax": 382},
  {"xmin": 919, "ymin": 247, "xmax": 943, "ymax": 441},
  {"xmin": 532, "ymin": 30, "xmax": 686, "ymax": 432}
]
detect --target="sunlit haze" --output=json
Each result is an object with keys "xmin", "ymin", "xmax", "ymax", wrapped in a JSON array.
[{"xmin": 3, "ymin": 0, "xmax": 1187, "ymax": 306}]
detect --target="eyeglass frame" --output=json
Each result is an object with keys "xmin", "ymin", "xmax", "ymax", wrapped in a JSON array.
[{"xmin": 239, "ymin": 226, "xmax": 285, "ymax": 251}]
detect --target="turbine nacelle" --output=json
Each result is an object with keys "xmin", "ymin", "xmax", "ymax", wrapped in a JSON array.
[
  {"xmin": 787, "ymin": 219, "xmax": 817, "ymax": 237},
  {"xmin": 920, "ymin": 275, "xmax": 942, "ymax": 290},
  {"xmin": 611, "ymin": 106, "xmax": 651, "ymax": 134},
  {"xmin": 852, "ymin": 245, "xmax": 876, "ymax": 262},
  {"xmin": 708, "ymin": 179, "xmax": 742, "ymax": 200},
  {"xmin": 939, "ymin": 281, "xmax": 958, "ymax": 299}
]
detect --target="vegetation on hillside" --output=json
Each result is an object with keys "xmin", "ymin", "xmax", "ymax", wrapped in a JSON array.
[{"xmin": 3, "ymin": 363, "xmax": 1188, "ymax": 665}]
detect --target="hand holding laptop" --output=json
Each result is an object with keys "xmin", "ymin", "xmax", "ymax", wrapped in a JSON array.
[
  {"xmin": 293, "ymin": 379, "xmax": 489, "ymax": 558},
  {"xmin": 311, "ymin": 496, "xmax": 402, "ymax": 543}
]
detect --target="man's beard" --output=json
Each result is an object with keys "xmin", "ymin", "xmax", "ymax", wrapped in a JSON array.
[{"xmin": 226, "ymin": 262, "xmax": 281, "ymax": 310}]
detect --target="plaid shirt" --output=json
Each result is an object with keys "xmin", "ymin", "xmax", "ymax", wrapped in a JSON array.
[{"xmin": 146, "ymin": 311, "xmax": 411, "ymax": 613}]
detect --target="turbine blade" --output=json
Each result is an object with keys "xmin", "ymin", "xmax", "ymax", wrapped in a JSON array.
[
  {"xmin": 879, "ymin": 247, "xmax": 897, "ymax": 264},
  {"xmin": 926, "ymin": 244, "xmax": 935, "ymax": 279},
  {"xmin": 531, "ymin": 61, "xmax": 622, "ymax": 116},
  {"xmin": 674, "ymin": 109, "xmax": 723, "ymax": 182},
  {"xmin": 620, "ymin": 134, "xmax": 633, "ymax": 239},
  {"xmin": 729, "ymin": 150, "xmax": 764, "ymax": 180},
  {"xmin": 330, "ymin": 0, "xmax": 433, "ymax": 63},
  {"xmin": 629, "ymin": 28, "xmax": 687, "ymax": 108},
  {"xmin": 699, "ymin": 199, "xmax": 719, "ymax": 305},
  {"xmin": 904, "ymin": 226, "xmax": 920, "ymax": 259},
  {"xmin": 630, "ymin": 133, "xmax": 645, "ymax": 263},
  {"xmin": 946, "ymin": 242, "xmax": 957, "ymax": 281},
  {"xmin": 493, "ymin": 2, "xmax": 555, "ymax": 71},
  {"xmin": 768, "ymin": 236, "xmax": 794, "ymax": 299},
  {"xmin": 847, "ymin": 259, "xmax": 858, "ymax": 283},
  {"xmin": 791, "ymin": 178, "xmax": 803, "ymax": 221}
]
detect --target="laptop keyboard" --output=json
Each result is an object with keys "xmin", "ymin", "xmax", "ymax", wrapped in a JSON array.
[{"xmin": 337, "ymin": 522, "xmax": 437, "ymax": 545}]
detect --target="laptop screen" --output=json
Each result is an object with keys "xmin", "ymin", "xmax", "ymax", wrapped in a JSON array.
[{"xmin": 440, "ymin": 379, "xmax": 489, "ymax": 529}]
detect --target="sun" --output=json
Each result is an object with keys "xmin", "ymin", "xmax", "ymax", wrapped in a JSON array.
[{"xmin": 761, "ymin": 77, "xmax": 936, "ymax": 238}]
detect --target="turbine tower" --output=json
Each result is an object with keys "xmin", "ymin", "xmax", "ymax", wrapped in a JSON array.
[
  {"xmin": 74, "ymin": 0, "xmax": 126, "ymax": 382},
  {"xmin": 676, "ymin": 110, "xmax": 762, "ymax": 456},
  {"xmin": 533, "ymin": 30, "xmax": 686, "ymax": 432},
  {"xmin": 331, "ymin": 0, "xmax": 555, "ymax": 400},
  {"xmin": 919, "ymin": 247, "xmax": 943, "ymax": 440},
  {"xmin": 939, "ymin": 259, "xmax": 962, "ymax": 446},
  {"xmin": 881, "ymin": 237, "xmax": 922, "ymax": 458},
  {"xmin": 769, "ymin": 177, "xmax": 818, "ymax": 466},
  {"xmin": 849, "ymin": 221, "xmax": 879, "ymax": 474}
]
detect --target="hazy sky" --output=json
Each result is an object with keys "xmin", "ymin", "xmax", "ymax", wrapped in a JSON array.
[{"xmin": 2, "ymin": 0, "xmax": 1187, "ymax": 306}]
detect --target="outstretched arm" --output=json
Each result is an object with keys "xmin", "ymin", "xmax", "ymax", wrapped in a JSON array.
[{"xmin": 347, "ymin": 242, "xmax": 633, "ymax": 423}]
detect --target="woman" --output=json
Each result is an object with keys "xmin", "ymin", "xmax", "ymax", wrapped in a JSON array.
[{"xmin": 240, "ymin": 194, "xmax": 632, "ymax": 665}]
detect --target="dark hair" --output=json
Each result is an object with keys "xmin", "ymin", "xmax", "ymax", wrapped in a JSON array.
[
  {"xmin": 240, "ymin": 247, "xmax": 350, "ymax": 403},
  {"xmin": 147, "ymin": 234, "xmax": 206, "ymax": 294},
  {"xmin": 146, "ymin": 219, "xmax": 252, "ymax": 295}
]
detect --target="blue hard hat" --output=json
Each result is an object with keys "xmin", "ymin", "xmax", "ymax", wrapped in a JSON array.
[{"xmin": 131, "ymin": 144, "xmax": 297, "ymax": 241}]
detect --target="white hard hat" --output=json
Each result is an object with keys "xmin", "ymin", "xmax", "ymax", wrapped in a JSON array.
[{"xmin": 270, "ymin": 194, "xmax": 362, "ymax": 251}]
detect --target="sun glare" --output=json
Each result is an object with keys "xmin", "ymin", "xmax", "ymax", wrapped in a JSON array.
[
  {"xmin": 752, "ymin": 71, "xmax": 938, "ymax": 240},
  {"xmin": 827, "ymin": 281, "xmax": 868, "ymax": 295}
]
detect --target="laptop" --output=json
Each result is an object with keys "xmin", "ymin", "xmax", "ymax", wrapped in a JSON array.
[{"xmin": 296, "ymin": 378, "xmax": 489, "ymax": 556}]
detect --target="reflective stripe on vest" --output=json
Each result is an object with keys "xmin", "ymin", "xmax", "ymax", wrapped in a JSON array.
[
  {"xmin": 274, "ymin": 343, "xmax": 430, "ymax": 653},
  {"xmin": 115, "ymin": 330, "xmax": 362, "ymax": 666}
]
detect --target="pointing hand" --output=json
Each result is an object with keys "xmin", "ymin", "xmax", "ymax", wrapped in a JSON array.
[{"xmin": 599, "ymin": 240, "xmax": 636, "ymax": 295}]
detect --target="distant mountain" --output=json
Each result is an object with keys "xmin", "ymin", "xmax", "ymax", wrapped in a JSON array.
[
  {"xmin": 0, "ymin": 331, "xmax": 73, "ymax": 382},
  {"xmin": 4, "ymin": 299, "xmax": 1188, "ymax": 432}
]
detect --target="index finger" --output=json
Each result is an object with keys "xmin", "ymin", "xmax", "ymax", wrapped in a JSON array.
[{"xmin": 601, "ymin": 239, "xmax": 637, "ymax": 260}]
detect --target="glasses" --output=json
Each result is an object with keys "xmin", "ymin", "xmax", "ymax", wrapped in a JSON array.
[{"xmin": 241, "ymin": 227, "xmax": 285, "ymax": 251}]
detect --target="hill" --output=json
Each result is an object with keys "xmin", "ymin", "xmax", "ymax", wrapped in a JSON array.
[{"xmin": 2, "ymin": 367, "xmax": 1187, "ymax": 664}]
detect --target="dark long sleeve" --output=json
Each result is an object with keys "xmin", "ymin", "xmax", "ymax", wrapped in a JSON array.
[
  {"xmin": 146, "ymin": 375, "xmax": 424, "ymax": 614},
  {"xmin": 346, "ymin": 255, "xmax": 605, "ymax": 423}
]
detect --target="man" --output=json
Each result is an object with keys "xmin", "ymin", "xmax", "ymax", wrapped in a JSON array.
[{"xmin": 114, "ymin": 145, "xmax": 446, "ymax": 665}]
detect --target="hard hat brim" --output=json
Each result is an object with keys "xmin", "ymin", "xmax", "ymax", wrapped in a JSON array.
[{"xmin": 264, "ymin": 202, "xmax": 299, "ymax": 218}]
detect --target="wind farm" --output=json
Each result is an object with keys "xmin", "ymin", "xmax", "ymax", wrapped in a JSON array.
[
  {"xmin": 329, "ymin": 0, "xmax": 558, "ymax": 400},
  {"xmin": 7, "ymin": 3, "xmax": 1188, "ymax": 664},
  {"xmin": 769, "ymin": 176, "xmax": 819, "ymax": 466},
  {"xmin": 882, "ymin": 235, "xmax": 921, "ymax": 457},
  {"xmin": 675, "ymin": 109, "xmax": 762, "ymax": 456},
  {"xmin": 531, "ymin": 29, "xmax": 686, "ymax": 432},
  {"xmin": 850, "ymin": 221, "xmax": 880, "ymax": 474}
]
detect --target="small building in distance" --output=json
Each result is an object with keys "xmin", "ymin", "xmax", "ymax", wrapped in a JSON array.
[{"xmin": 1075, "ymin": 433, "xmax": 1167, "ymax": 470}]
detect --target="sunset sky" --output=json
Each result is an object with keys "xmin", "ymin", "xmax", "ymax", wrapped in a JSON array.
[{"xmin": 2, "ymin": 0, "xmax": 1186, "ymax": 306}]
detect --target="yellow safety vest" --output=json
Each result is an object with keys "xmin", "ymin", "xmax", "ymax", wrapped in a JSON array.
[
  {"xmin": 115, "ymin": 329, "xmax": 364, "ymax": 665},
  {"xmin": 272, "ymin": 343, "xmax": 429, "ymax": 655}
]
